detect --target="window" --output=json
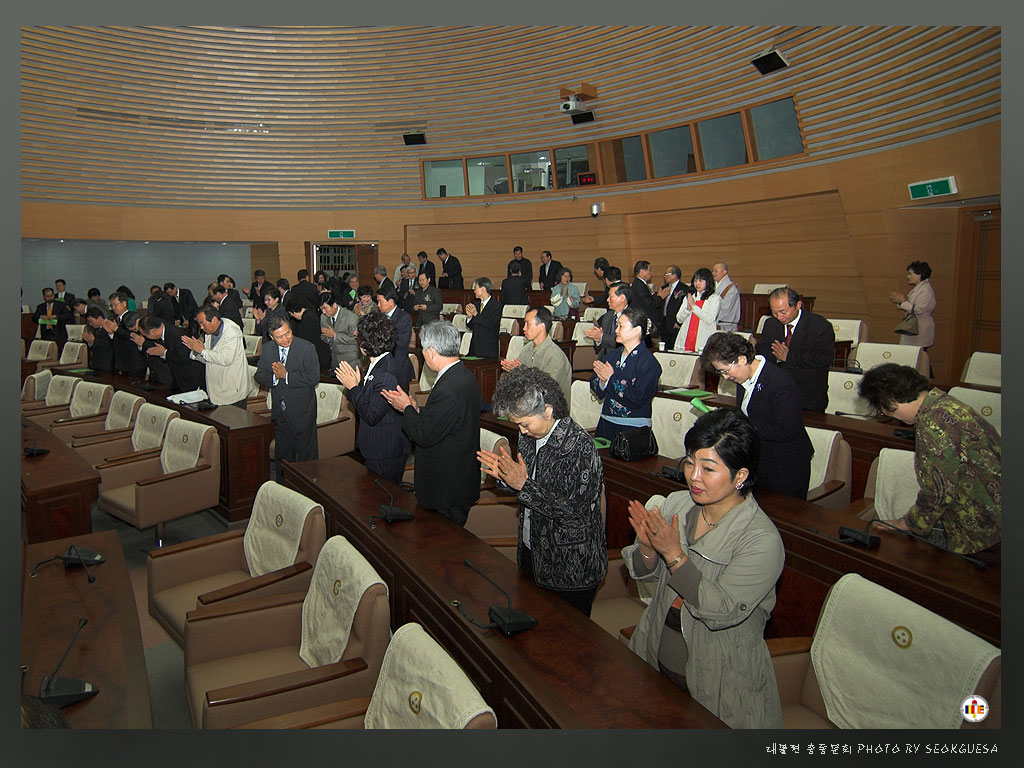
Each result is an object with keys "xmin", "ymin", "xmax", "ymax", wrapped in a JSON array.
[
  {"xmin": 598, "ymin": 135, "xmax": 647, "ymax": 184},
  {"xmin": 553, "ymin": 144, "xmax": 595, "ymax": 188},
  {"xmin": 467, "ymin": 155, "xmax": 510, "ymax": 196},
  {"xmin": 697, "ymin": 112, "xmax": 748, "ymax": 171},
  {"xmin": 423, "ymin": 159, "xmax": 465, "ymax": 198},
  {"xmin": 648, "ymin": 125, "xmax": 696, "ymax": 178},
  {"xmin": 749, "ymin": 97, "xmax": 803, "ymax": 161},
  {"xmin": 509, "ymin": 151, "xmax": 551, "ymax": 193}
]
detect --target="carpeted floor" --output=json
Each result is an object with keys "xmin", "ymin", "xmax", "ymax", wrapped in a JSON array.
[{"xmin": 91, "ymin": 501, "xmax": 225, "ymax": 728}]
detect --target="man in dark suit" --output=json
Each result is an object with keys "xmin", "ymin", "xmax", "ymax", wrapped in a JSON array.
[
  {"xmin": 139, "ymin": 314, "xmax": 205, "ymax": 392},
  {"xmin": 217, "ymin": 272, "xmax": 244, "ymax": 314},
  {"xmin": 397, "ymin": 266, "xmax": 418, "ymax": 313},
  {"xmin": 466, "ymin": 277, "xmax": 501, "ymax": 359},
  {"xmin": 32, "ymin": 287, "xmax": 73, "ymax": 342},
  {"xmin": 754, "ymin": 287, "xmax": 834, "ymax": 412},
  {"xmin": 373, "ymin": 265, "xmax": 396, "ymax": 297},
  {"xmin": 286, "ymin": 296, "xmax": 332, "ymax": 371},
  {"xmin": 500, "ymin": 262, "xmax": 531, "ymax": 307},
  {"xmin": 658, "ymin": 265, "xmax": 687, "ymax": 349},
  {"xmin": 291, "ymin": 269, "xmax": 320, "ymax": 311},
  {"xmin": 81, "ymin": 306, "xmax": 114, "ymax": 372},
  {"xmin": 213, "ymin": 283, "xmax": 244, "ymax": 329},
  {"xmin": 148, "ymin": 285, "xmax": 176, "ymax": 327},
  {"xmin": 537, "ymin": 250, "xmax": 563, "ymax": 291},
  {"xmin": 436, "ymin": 248, "xmax": 464, "ymax": 290},
  {"xmin": 412, "ymin": 272, "xmax": 443, "ymax": 327},
  {"xmin": 583, "ymin": 282, "xmax": 630, "ymax": 356},
  {"xmin": 416, "ymin": 250, "xmax": 436, "ymax": 286},
  {"xmin": 629, "ymin": 260, "xmax": 663, "ymax": 341},
  {"xmin": 376, "ymin": 285, "xmax": 413, "ymax": 356},
  {"xmin": 382, "ymin": 320, "xmax": 481, "ymax": 526},
  {"xmin": 167, "ymin": 283, "xmax": 199, "ymax": 335},
  {"xmin": 248, "ymin": 269, "xmax": 273, "ymax": 312},
  {"xmin": 103, "ymin": 292, "xmax": 148, "ymax": 377},
  {"xmin": 254, "ymin": 315, "xmax": 321, "ymax": 465},
  {"xmin": 53, "ymin": 279, "xmax": 75, "ymax": 307},
  {"xmin": 506, "ymin": 245, "xmax": 533, "ymax": 284}
]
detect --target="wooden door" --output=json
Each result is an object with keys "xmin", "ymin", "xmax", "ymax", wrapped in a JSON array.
[{"xmin": 951, "ymin": 206, "xmax": 1000, "ymax": 379}]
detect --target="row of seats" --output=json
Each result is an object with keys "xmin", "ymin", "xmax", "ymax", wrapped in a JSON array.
[{"xmin": 146, "ymin": 480, "xmax": 496, "ymax": 729}]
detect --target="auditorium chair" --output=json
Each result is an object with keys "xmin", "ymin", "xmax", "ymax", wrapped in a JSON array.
[
  {"xmin": 804, "ymin": 427, "xmax": 852, "ymax": 510},
  {"xmin": 570, "ymin": 321, "xmax": 597, "ymax": 371},
  {"xmin": 23, "ymin": 339, "xmax": 58, "ymax": 365},
  {"xmin": 65, "ymin": 324, "xmax": 86, "ymax": 342},
  {"xmin": 411, "ymin": 362, "xmax": 437, "ymax": 408},
  {"xmin": 94, "ymin": 418, "xmax": 220, "ymax": 548},
  {"xmin": 26, "ymin": 380, "xmax": 113, "ymax": 430},
  {"xmin": 948, "ymin": 386, "xmax": 1000, "ymax": 434},
  {"xmin": 570, "ymin": 379, "xmax": 602, "ymax": 432},
  {"xmin": 458, "ymin": 331, "xmax": 473, "ymax": 357},
  {"xmin": 504, "ymin": 335, "xmax": 527, "ymax": 362},
  {"xmin": 498, "ymin": 317, "xmax": 520, "ymax": 336},
  {"xmin": 572, "ymin": 281, "xmax": 589, "ymax": 299},
  {"xmin": 550, "ymin": 320, "xmax": 564, "ymax": 341},
  {"xmin": 245, "ymin": 364, "xmax": 267, "ymax": 410},
  {"xmin": 465, "ymin": 429, "xmax": 518, "ymax": 559},
  {"xmin": 756, "ymin": 314, "xmax": 770, "ymax": 334},
  {"xmin": 49, "ymin": 390, "xmax": 143, "ymax": 444},
  {"xmin": 501, "ymin": 304, "xmax": 528, "ymax": 318},
  {"xmin": 850, "ymin": 342, "xmax": 929, "ymax": 377},
  {"xmin": 243, "ymin": 306, "xmax": 255, "ymax": 319},
  {"xmin": 148, "ymin": 480, "xmax": 327, "ymax": 646},
  {"xmin": 36, "ymin": 341, "xmax": 88, "ymax": 372},
  {"xmin": 255, "ymin": 383, "xmax": 355, "ymax": 458},
  {"xmin": 590, "ymin": 554, "xmax": 647, "ymax": 644},
  {"xmin": 242, "ymin": 317, "xmax": 257, "ymax": 335},
  {"xmin": 242, "ymin": 334, "xmax": 263, "ymax": 358},
  {"xmin": 20, "ymin": 369, "xmax": 53, "ymax": 403},
  {"xmin": 768, "ymin": 573, "xmax": 1000, "ymax": 729},
  {"xmin": 452, "ymin": 313, "xmax": 469, "ymax": 333},
  {"xmin": 22, "ymin": 373, "xmax": 78, "ymax": 415},
  {"xmin": 581, "ymin": 307, "xmax": 605, "ymax": 323},
  {"xmin": 441, "ymin": 303, "xmax": 461, "ymax": 316},
  {"xmin": 651, "ymin": 396, "xmax": 702, "ymax": 459},
  {"xmin": 753, "ymin": 282, "xmax": 787, "ymax": 294},
  {"xmin": 825, "ymin": 371, "xmax": 873, "ymax": 417},
  {"xmin": 825, "ymin": 318, "xmax": 868, "ymax": 348},
  {"xmin": 653, "ymin": 351, "xmax": 704, "ymax": 390},
  {"xmin": 232, "ymin": 623, "xmax": 497, "ymax": 730},
  {"xmin": 22, "ymin": 303, "xmax": 31, "ymax": 314},
  {"xmin": 844, "ymin": 449, "xmax": 918, "ymax": 523},
  {"xmin": 183, "ymin": 535, "xmax": 391, "ymax": 729},
  {"xmin": 960, "ymin": 351, "xmax": 1000, "ymax": 388},
  {"xmin": 72, "ymin": 402, "xmax": 179, "ymax": 469}
]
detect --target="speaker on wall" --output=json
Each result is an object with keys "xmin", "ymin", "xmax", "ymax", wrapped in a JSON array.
[
  {"xmin": 570, "ymin": 111, "xmax": 595, "ymax": 125},
  {"xmin": 403, "ymin": 132, "xmax": 427, "ymax": 145},
  {"xmin": 751, "ymin": 49, "xmax": 788, "ymax": 75}
]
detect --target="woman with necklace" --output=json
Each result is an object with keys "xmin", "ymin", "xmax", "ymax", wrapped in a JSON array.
[
  {"xmin": 672, "ymin": 267, "xmax": 721, "ymax": 353},
  {"xmin": 622, "ymin": 407, "xmax": 784, "ymax": 728},
  {"xmin": 590, "ymin": 306, "xmax": 662, "ymax": 442},
  {"xmin": 701, "ymin": 331, "xmax": 813, "ymax": 499}
]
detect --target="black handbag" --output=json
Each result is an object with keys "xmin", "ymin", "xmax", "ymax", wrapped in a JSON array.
[{"xmin": 610, "ymin": 426, "xmax": 659, "ymax": 461}]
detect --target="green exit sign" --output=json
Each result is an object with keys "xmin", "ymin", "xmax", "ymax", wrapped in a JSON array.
[
  {"xmin": 327, "ymin": 229, "xmax": 355, "ymax": 239},
  {"xmin": 908, "ymin": 176, "xmax": 957, "ymax": 200}
]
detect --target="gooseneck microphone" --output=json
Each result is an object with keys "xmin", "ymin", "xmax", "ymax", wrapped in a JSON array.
[
  {"xmin": 68, "ymin": 545, "xmax": 95, "ymax": 583},
  {"xmin": 832, "ymin": 410, "xmax": 874, "ymax": 419},
  {"xmin": 461, "ymin": 558, "xmax": 538, "ymax": 637},
  {"xmin": 370, "ymin": 479, "xmax": 414, "ymax": 524},
  {"xmin": 40, "ymin": 618, "xmax": 99, "ymax": 708},
  {"xmin": 30, "ymin": 546, "xmax": 105, "ymax": 578}
]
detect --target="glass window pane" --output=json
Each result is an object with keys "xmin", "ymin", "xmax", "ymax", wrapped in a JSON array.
[
  {"xmin": 750, "ymin": 97, "xmax": 803, "ymax": 160},
  {"xmin": 423, "ymin": 159, "xmax": 465, "ymax": 198},
  {"xmin": 599, "ymin": 135, "xmax": 647, "ymax": 184},
  {"xmin": 648, "ymin": 125, "xmax": 696, "ymax": 178},
  {"xmin": 509, "ymin": 151, "xmax": 552, "ymax": 193},
  {"xmin": 553, "ymin": 144, "xmax": 592, "ymax": 188},
  {"xmin": 467, "ymin": 154, "xmax": 510, "ymax": 196},
  {"xmin": 697, "ymin": 112, "xmax": 748, "ymax": 171}
]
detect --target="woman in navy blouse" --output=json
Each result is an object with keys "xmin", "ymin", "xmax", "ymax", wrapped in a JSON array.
[{"xmin": 590, "ymin": 306, "xmax": 663, "ymax": 442}]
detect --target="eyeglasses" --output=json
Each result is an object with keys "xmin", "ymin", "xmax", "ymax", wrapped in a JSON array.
[{"xmin": 713, "ymin": 361, "xmax": 738, "ymax": 376}]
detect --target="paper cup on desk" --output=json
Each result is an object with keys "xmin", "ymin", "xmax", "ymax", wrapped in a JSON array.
[{"xmin": 658, "ymin": 342, "xmax": 665, "ymax": 351}]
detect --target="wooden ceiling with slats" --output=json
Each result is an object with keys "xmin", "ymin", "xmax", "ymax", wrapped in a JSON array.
[{"xmin": 20, "ymin": 25, "xmax": 1000, "ymax": 209}]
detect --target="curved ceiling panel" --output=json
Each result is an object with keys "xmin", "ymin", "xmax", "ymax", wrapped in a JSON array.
[{"xmin": 20, "ymin": 25, "xmax": 1000, "ymax": 208}]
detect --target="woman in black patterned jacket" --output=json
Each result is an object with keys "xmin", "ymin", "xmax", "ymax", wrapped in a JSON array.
[{"xmin": 478, "ymin": 366, "xmax": 607, "ymax": 616}]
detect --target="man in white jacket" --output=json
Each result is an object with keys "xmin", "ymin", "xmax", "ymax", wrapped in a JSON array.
[{"xmin": 182, "ymin": 305, "xmax": 251, "ymax": 408}]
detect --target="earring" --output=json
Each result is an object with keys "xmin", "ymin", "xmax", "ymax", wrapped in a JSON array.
[{"xmin": 735, "ymin": 483, "xmax": 743, "ymax": 489}]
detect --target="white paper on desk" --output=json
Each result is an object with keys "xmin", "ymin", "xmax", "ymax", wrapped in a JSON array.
[{"xmin": 166, "ymin": 389, "xmax": 208, "ymax": 404}]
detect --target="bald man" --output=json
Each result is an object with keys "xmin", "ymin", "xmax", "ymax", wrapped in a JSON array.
[{"xmin": 712, "ymin": 262, "xmax": 741, "ymax": 331}]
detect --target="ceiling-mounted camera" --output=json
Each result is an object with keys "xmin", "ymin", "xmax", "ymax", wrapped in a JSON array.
[{"xmin": 559, "ymin": 96, "xmax": 586, "ymax": 115}]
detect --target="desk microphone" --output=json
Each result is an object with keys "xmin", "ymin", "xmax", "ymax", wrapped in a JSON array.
[
  {"xmin": 39, "ymin": 618, "xmax": 99, "ymax": 708},
  {"xmin": 30, "ymin": 546, "xmax": 105, "ymax": 578},
  {"xmin": 832, "ymin": 410, "xmax": 874, "ymax": 420},
  {"xmin": 461, "ymin": 558, "xmax": 537, "ymax": 637},
  {"xmin": 657, "ymin": 455, "xmax": 687, "ymax": 484},
  {"xmin": 68, "ymin": 545, "xmax": 97, "ymax": 583},
  {"xmin": 23, "ymin": 439, "xmax": 50, "ymax": 458},
  {"xmin": 370, "ymin": 478, "xmax": 414, "ymax": 524}
]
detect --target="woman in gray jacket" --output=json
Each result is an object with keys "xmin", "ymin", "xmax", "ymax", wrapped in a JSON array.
[
  {"xmin": 479, "ymin": 366, "xmax": 607, "ymax": 616},
  {"xmin": 623, "ymin": 407, "xmax": 784, "ymax": 728}
]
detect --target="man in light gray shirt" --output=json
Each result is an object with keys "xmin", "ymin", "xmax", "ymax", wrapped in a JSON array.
[
  {"xmin": 319, "ymin": 290, "xmax": 360, "ymax": 370},
  {"xmin": 712, "ymin": 261, "xmax": 741, "ymax": 331},
  {"xmin": 500, "ymin": 306, "xmax": 572, "ymax": 406}
]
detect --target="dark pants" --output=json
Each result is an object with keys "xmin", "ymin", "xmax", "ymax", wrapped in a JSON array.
[
  {"xmin": 274, "ymin": 414, "xmax": 319, "ymax": 463},
  {"xmin": 366, "ymin": 454, "xmax": 409, "ymax": 487},
  {"xmin": 434, "ymin": 506, "xmax": 470, "ymax": 526},
  {"xmin": 228, "ymin": 399, "xmax": 248, "ymax": 410},
  {"xmin": 519, "ymin": 546, "xmax": 598, "ymax": 617}
]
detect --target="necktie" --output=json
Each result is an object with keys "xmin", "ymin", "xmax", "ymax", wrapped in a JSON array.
[
  {"xmin": 280, "ymin": 346, "xmax": 288, "ymax": 364},
  {"xmin": 785, "ymin": 324, "xmax": 793, "ymax": 345}
]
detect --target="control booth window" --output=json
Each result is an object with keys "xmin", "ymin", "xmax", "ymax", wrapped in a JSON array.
[
  {"xmin": 509, "ymin": 150, "xmax": 552, "ymax": 193},
  {"xmin": 553, "ymin": 144, "xmax": 596, "ymax": 189},
  {"xmin": 423, "ymin": 159, "xmax": 466, "ymax": 198},
  {"xmin": 467, "ymin": 155, "xmax": 510, "ymax": 196},
  {"xmin": 749, "ymin": 97, "xmax": 804, "ymax": 161},
  {"xmin": 697, "ymin": 112, "xmax": 748, "ymax": 171},
  {"xmin": 598, "ymin": 135, "xmax": 647, "ymax": 184},
  {"xmin": 648, "ymin": 124, "xmax": 697, "ymax": 178}
]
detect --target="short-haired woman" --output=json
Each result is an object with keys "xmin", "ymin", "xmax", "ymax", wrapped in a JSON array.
[
  {"xmin": 858, "ymin": 363, "xmax": 1000, "ymax": 556},
  {"xmin": 550, "ymin": 268, "xmax": 581, "ymax": 320},
  {"xmin": 623, "ymin": 407, "xmax": 784, "ymax": 728},
  {"xmin": 478, "ymin": 367, "xmax": 607, "ymax": 615},
  {"xmin": 590, "ymin": 306, "xmax": 663, "ymax": 442},
  {"xmin": 889, "ymin": 260, "xmax": 936, "ymax": 352},
  {"xmin": 334, "ymin": 312, "xmax": 411, "ymax": 485},
  {"xmin": 701, "ymin": 331, "xmax": 813, "ymax": 499},
  {"xmin": 673, "ymin": 267, "xmax": 721, "ymax": 353}
]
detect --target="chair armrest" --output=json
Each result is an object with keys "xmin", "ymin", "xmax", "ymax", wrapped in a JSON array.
[
  {"xmin": 207, "ymin": 657, "xmax": 368, "ymax": 709},
  {"xmin": 620, "ymin": 625, "xmax": 636, "ymax": 640},
  {"xmin": 198, "ymin": 562, "xmax": 313, "ymax": 605},
  {"xmin": 136, "ymin": 464, "xmax": 212, "ymax": 486},
  {"xmin": 51, "ymin": 413, "xmax": 107, "ymax": 426},
  {"xmin": 148, "ymin": 529, "xmax": 245, "ymax": 559},
  {"xmin": 23, "ymin": 404, "xmax": 69, "ymax": 416},
  {"xmin": 21, "ymin": 400, "xmax": 48, "ymax": 410},
  {"xmin": 232, "ymin": 696, "xmax": 371, "ymax": 729},
  {"xmin": 481, "ymin": 536, "xmax": 518, "ymax": 548},
  {"xmin": 766, "ymin": 636, "xmax": 813, "ymax": 657},
  {"xmin": 842, "ymin": 497, "xmax": 876, "ymax": 520},
  {"xmin": 71, "ymin": 427, "xmax": 134, "ymax": 446},
  {"xmin": 187, "ymin": 590, "xmax": 306, "ymax": 623},
  {"xmin": 252, "ymin": 408, "xmax": 271, "ymax": 417},
  {"xmin": 806, "ymin": 479, "xmax": 845, "ymax": 503},
  {"xmin": 96, "ymin": 447, "xmax": 162, "ymax": 467},
  {"xmin": 316, "ymin": 414, "xmax": 352, "ymax": 428}
]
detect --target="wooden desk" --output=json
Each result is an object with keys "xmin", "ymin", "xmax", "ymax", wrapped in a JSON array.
[
  {"xmin": 21, "ymin": 530, "xmax": 152, "ymax": 728},
  {"xmin": 459, "ymin": 357, "xmax": 502, "ymax": 403},
  {"xmin": 70, "ymin": 371, "xmax": 274, "ymax": 525},
  {"xmin": 22, "ymin": 419, "xmax": 101, "ymax": 544},
  {"xmin": 283, "ymin": 456, "xmax": 724, "ymax": 730}
]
